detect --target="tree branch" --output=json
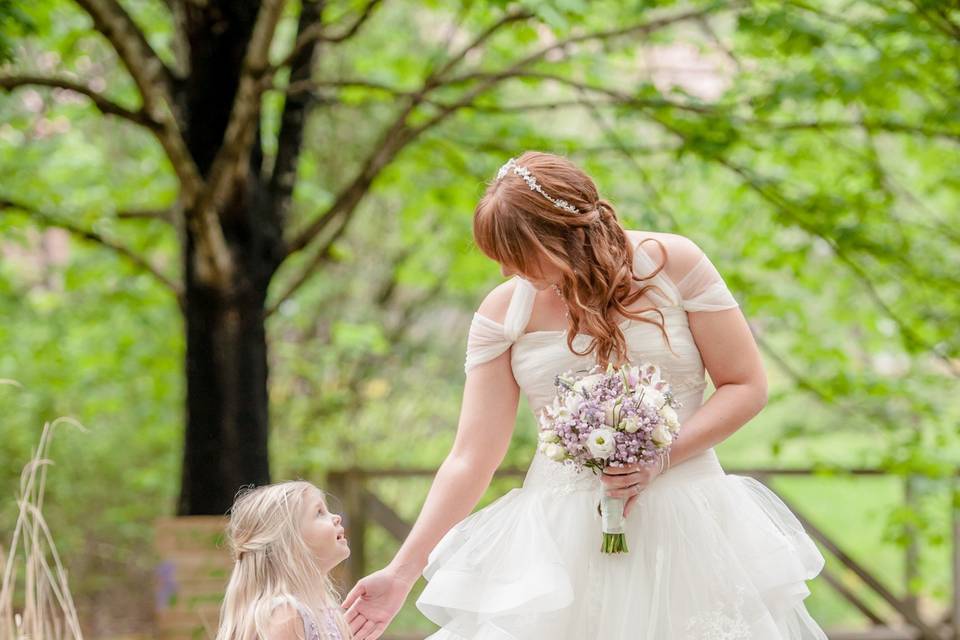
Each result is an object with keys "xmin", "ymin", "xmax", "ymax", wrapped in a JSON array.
[
  {"xmin": 267, "ymin": 0, "xmax": 325, "ymax": 240},
  {"xmin": 194, "ymin": 0, "xmax": 287, "ymax": 286},
  {"xmin": 115, "ymin": 208, "xmax": 174, "ymax": 224},
  {"xmin": 0, "ymin": 199, "xmax": 183, "ymax": 303},
  {"xmin": 276, "ymin": 0, "xmax": 384, "ymax": 71},
  {"xmin": 265, "ymin": 207, "xmax": 352, "ymax": 317},
  {"xmin": 283, "ymin": 4, "xmax": 731, "ymax": 258},
  {"xmin": 742, "ymin": 117, "xmax": 960, "ymax": 142},
  {"xmin": 72, "ymin": 0, "xmax": 174, "ymax": 110},
  {"xmin": 71, "ymin": 0, "xmax": 206, "ymax": 223},
  {"xmin": 0, "ymin": 75, "xmax": 159, "ymax": 129},
  {"xmin": 321, "ymin": 0, "xmax": 384, "ymax": 42}
]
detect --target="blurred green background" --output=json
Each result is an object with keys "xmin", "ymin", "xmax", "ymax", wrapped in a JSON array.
[{"xmin": 1, "ymin": 0, "xmax": 958, "ymax": 637}]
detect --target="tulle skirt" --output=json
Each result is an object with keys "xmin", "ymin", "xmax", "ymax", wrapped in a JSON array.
[{"xmin": 416, "ymin": 450, "xmax": 827, "ymax": 639}]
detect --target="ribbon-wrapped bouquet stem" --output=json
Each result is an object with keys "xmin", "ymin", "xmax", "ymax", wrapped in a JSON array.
[{"xmin": 537, "ymin": 363, "xmax": 682, "ymax": 553}]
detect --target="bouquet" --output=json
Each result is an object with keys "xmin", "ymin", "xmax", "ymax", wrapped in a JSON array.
[{"xmin": 536, "ymin": 362, "xmax": 682, "ymax": 553}]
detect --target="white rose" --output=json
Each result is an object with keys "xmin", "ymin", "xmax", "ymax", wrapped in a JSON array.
[
  {"xmin": 564, "ymin": 394, "xmax": 583, "ymax": 415},
  {"xmin": 638, "ymin": 389, "xmax": 665, "ymax": 412},
  {"xmin": 538, "ymin": 429, "xmax": 560, "ymax": 443},
  {"xmin": 651, "ymin": 423, "xmax": 673, "ymax": 447},
  {"xmin": 660, "ymin": 405, "xmax": 680, "ymax": 432},
  {"xmin": 573, "ymin": 373, "xmax": 604, "ymax": 394},
  {"xmin": 586, "ymin": 428, "xmax": 617, "ymax": 460},
  {"xmin": 620, "ymin": 415, "xmax": 640, "ymax": 433},
  {"xmin": 543, "ymin": 442, "xmax": 566, "ymax": 461},
  {"xmin": 603, "ymin": 401, "xmax": 622, "ymax": 427}
]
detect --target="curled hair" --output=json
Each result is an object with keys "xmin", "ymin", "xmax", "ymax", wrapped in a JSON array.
[{"xmin": 474, "ymin": 151, "xmax": 672, "ymax": 366}]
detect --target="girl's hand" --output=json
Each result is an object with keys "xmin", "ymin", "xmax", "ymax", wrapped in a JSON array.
[
  {"xmin": 341, "ymin": 566, "xmax": 415, "ymax": 640},
  {"xmin": 600, "ymin": 462, "xmax": 660, "ymax": 517}
]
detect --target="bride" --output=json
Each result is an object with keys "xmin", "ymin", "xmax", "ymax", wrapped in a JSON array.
[{"xmin": 341, "ymin": 151, "xmax": 827, "ymax": 639}]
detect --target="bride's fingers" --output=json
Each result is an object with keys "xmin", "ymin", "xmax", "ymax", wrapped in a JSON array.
[
  {"xmin": 348, "ymin": 612, "xmax": 369, "ymax": 635},
  {"xmin": 603, "ymin": 463, "xmax": 640, "ymax": 475},
  {"xmin": 345, "ymin": 602, "xmax": 365, "ymax": 625},
  {"xmin": 601, "ymin": 472, "xmax": 642, "ymax": 490},
  {"xmin": 342, "ymin": 583, "xmax": 363, "ymax": 609},
  {"xmin": 354, "ymin": 618, "xmax": 377, "ymax": 640}
]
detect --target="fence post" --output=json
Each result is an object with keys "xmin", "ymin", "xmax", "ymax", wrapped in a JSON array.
[
  {"xmin": 952, "ymin": 475, "xmax": 959, "ymax": 640},
  {"xmin": 327, "ymin": 470, "xmax": 367, "ymax": 589},
  {"xmin": 905, "ymin": 474, "xmax": 919, "ymax": 620}
]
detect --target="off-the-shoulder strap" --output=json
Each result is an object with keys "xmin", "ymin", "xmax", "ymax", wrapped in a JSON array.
[
  {"xmin": 633, "ymin": 235, "xmax": 739, "ymax": 312},
  {"xmin": 464, "ymin": 277, "xmax": 536, "ymax": 374},
  {"xmin": 675, "ymin": 251, "xmax": 739, "ymax": 312},
  {"xmin": 502, "ymin": 277, "xmax": 537, "ymax": 340},
  {"xmin": 632, "ymin": 237, "xmax": 682, "ymax": 307}
]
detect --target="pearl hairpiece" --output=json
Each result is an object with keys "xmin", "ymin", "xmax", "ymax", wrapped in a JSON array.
[{"xmin": 495, "ymin": 157, "xmax": 581, "ymax": 214}]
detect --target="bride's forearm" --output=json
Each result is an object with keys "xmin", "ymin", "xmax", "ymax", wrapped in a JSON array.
[
  {"xmin": 667, "ymin": 382, "xmax": 766, "ymax": 467},
  {"xmin": 386, "ymin": 454, "xmax": 494, "ymax": 585}
]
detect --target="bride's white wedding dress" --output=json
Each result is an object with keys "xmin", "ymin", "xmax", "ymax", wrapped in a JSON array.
[{"xmin": 415, "ymin": 237, "xmax": 827, "ymax": 639}]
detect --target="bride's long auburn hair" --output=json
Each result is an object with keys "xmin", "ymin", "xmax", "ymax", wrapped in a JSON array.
[{"xmin": 474, "ymin": 151, "xmax": 672, "ymax": 366}]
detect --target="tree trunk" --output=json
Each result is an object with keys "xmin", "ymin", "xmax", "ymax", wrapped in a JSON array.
[{"xmin": 176, "ymin": 1, "xmax": 281, "ymax": 515}]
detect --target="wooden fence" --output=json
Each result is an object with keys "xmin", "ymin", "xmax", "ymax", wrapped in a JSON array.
[{"xmin": 327, "ymin": 466, "xmax": 960, "ymax": 640}]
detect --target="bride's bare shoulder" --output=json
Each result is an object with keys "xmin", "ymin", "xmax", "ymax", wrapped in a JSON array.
[
  {"xmin": 624, "ymin": 229, "xmax": 705, "ymax": 282},
  {"xmin": 475, "ymin": 278, "xmax": 519, "ymax": 324}
]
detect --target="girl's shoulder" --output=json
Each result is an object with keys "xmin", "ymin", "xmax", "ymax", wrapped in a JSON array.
[{"xmin": 265, "ymin": 601, "xmax": 310, "ymax": 640}]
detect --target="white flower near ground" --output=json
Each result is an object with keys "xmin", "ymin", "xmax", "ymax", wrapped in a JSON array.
[
  {"xmin": 587, "ymin": 427, "xmax": 617, "ymax": 459},
  {"xmin": 651, "ymin": 423, "xmax": 673, "ymax": 447}
]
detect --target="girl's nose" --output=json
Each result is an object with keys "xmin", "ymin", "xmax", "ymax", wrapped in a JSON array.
[{"xmin": 333, "ymin": 514, "xmax": 342, "ymax": 525}]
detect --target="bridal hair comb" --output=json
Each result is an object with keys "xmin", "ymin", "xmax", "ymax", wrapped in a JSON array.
[{"xmin": 495, "ymin": 157, "xmax": 581, "ymax": 214}]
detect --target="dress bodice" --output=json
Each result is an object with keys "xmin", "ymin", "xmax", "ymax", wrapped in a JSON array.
[{"xmin": 464, "ymin": 234, "xmax": 740, "ymax": 422}]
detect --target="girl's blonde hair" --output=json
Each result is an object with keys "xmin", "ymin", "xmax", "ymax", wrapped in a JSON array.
[
  {"xmin": 215, "ymin": 481, "xmax": 351, "ymax": 640},
  {"xmin": 474, "ymin": 151, "xmax": 672, "ymax": 366}
]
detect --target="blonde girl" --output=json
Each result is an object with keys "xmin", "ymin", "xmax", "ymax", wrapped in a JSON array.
[{"xmin": 215, "ymin": 481, "xmax": 352, "ymax": 640}]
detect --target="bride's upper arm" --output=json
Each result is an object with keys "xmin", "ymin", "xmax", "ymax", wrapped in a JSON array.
[
  {"xmin": 657, "ymin": 234, "xmax": 767, "ymax": 400},
  {"xmin": 449, "ymin": 282, "xmax": 522, "ymax": 472}
]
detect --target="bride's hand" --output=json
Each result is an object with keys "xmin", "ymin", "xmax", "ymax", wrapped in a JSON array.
[
  {"xmin": 601, "ymin": 462, "xmax": 660, "ymax": 517},
  {"xmin": 342, "ymin": 566, "xmax": 415, "ymax": 640}
]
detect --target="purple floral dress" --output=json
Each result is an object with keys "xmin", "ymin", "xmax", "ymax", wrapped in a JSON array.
[{"xmin": 272, "ymin": 595, "xmax": 345, "ymax": 640}]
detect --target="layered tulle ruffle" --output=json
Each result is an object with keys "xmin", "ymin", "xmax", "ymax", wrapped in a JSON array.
[{"xmin": 416, "ymin": 451, "xmax": 827, "ymax": 640}]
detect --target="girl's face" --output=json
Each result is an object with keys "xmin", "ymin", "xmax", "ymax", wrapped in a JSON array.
[{"xmin": 300, "ymin": 487, "xmax": 350, "ymax": 572}]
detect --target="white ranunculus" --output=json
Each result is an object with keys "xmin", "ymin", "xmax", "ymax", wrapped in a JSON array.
[
  {"xmin": 660, "ymin": 405, "xmax": 680, "ymax": 432},
  {"xmin": 543, "ymin": 442, "xmax": 566, "ymax": 461},
  {"xmin": 587, "ymin": 428, "xmax": 617, "ymax": 459},
  {"xmin": 651, "ymin": 423, "xmax": 673, "ymax": 447},
  {"xmin": 538, "ymin": 429, "xmax": 560, "ymax": 443},
  {"xmin": 620, "ymin": 415, "xmax": 640, "ymax": 433},
  {"xmin": 573, "ymin": 373, "xmax": 605, "ymax": 394}
]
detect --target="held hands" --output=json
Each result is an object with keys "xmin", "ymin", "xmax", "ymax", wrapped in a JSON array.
[
  {"xmin": 341, "ymin": 566, "xmax": 415, "ymax": 640},
  {"xmin": 600, "ymin": 459, "xmax": 663, "ymax": 517}
]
